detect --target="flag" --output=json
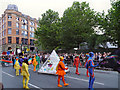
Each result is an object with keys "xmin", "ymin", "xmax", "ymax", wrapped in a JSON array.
[
  {"xmin": 28, "ymin": 58, "xmax": 32, "ymax": 64},
  {"xmin": 0, "ymin": 59, "xmax": 12, "ymax": 63},
  {"xmin": 99, "ymin": 55, "xmax": 120, "ymax": 73}
]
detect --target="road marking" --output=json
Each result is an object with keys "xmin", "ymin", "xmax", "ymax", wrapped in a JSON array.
[
  {"xmin": 29, "ymin": 68, "xmax": 33, "ymax": 70},
  {"xmin": 2, "ymin": 71, "xmax": 43, "ymax": 89},
  {"xmin": 2, "ymin": 71, "xmax": 15, "ymax": 77},
  {"xmin": 66, "ymin": 76, "xmax": 104, "ymax": 85},
  {"xmin": 28, "ymin": 83, "xmax": 43, "ymax": 89}
]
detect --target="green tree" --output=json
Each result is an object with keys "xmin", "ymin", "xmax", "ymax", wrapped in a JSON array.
[
  {"xmin": 61, "ymin": 1, "xmax": 98, "ymax": 50},
  {"xmin": 98, "ymin": 0, "xmax": 120, "ymax": 48},
  {"xmin": 107, "ymin": 0, "xmax": 120, "ymax": 47},
  {"xmin": 35, "ymin": 9, "xmax": 61, "ymax": 51}
]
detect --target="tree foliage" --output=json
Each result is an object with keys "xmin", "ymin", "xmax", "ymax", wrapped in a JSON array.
[
  {"xmin": 107, "ymin": 0, "xmax": 120, "ymax": 47},
  {"xmin": 98, "ymin": 0, "xmax": 120, "ymax": 48},
  {"xmin": 35, "ymin": 1, "xmax": 120, "ymax": 52},
  {"xmin": 35, "ymin": 9, "xmax": 61, "ymax": 51},
  {"xmin": 61, "ymin": 1, "xmax": 98, "ymax": 50}
]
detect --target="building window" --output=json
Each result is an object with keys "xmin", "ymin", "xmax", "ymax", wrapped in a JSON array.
[
  {"xmin": 25, "ymin": 25, "xmax": 27, "ymax": 30},
  {"xmin": 16, "ymin": 37, "xmax": 19, "ymax": 44},
  {"xmin": 22, "ymin": 25, "xmax": 27, "ymax": 29},
  {"xmin": 22, "ymin": 25, "xmax": 24, "ymax": 29},
  {"xmin": 16, "ymin": 17, "xmax": 19, "ymax": 21},
  {"xmin": 8, "ymin": 15, "xmax": 12, "ymax": 19},
  {"xmin": 25, "ymin": 39, "xmax": 28, "ymax": 44},
  {"xmin": 30, "ymin": 39, "xmax": 34, "ymax": 45},
  {"xmin": 22, "ymin": 31, "xmax": 24, "ymax": 36},
  {"xmin": 30, "ymin": 32, "xmax": 31, "ymax": 37},
  {"xmin": 8, "ymin": 21, "xmax": 12, "ymax": 27},
  {"xmin": 2, "ymin": 18, "xmax": 4, "ymax": 23},
  {"xmin": 27, "ymin": 25, "xmax": 28, "ymax": 30},
  {"xmin": 8, "ymin": 37, "xmax": 12, "ymax": 43},
  {"xmin": 16, "ymin": 23, "xmax": 19, "ymax": 28},
  {"xmin": 22, "ymin": 31, "xmax": 28, "ymax": 36},
  {"xmin": 22, "ymin": 38, "xmax": 27, "ymax": 45},
  {"xmin": 2, "ymin": 25, "xmax": 4, "ymax": 30},
  {"xmin": 2, "ymin": 31, "xmax": 4, "ymax": 36},
  {"xmin": 16, "ymin": 29, "xmax": 19, "ymax": 35},
  {"xmin": 2, "ymin": 38, "xmax": 5, "ymax": 44},
  {"xmin": 30, "ymin": 32, "xmax": 34, "ymax": 38},
  {"xmin": 37, "ymin": 25, "xmax": 39, "ymax": 28},
  {"xmin": 8, "ymin": 28, "xmax": 12, "ymax": 34},
  {"xmin": 30, "ymin": 21, "xmax": 34, "ymax": 26},
  {"xmin": 22, "ymin": 19, "xmax": 27, "ymax": 23},
  {"xmin": 22, "ymin": 38, "xmax": 24, "ymax": 44},
  {"xmin": 30, "ymin": 27, "xmax": 34, "ymax": 31},
  {"xmin": 25, "ymin": 31, "xmax": 28, "ymax": 36},
  {"xmin": 22, "ymin": 25, "xmax": 27, "ymax": 30}
]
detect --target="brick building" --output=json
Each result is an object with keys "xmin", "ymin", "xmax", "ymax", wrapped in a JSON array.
[
  {"xmin": 0, "ymin": 17, "xmax": 2, "ymax": 55},
  {"xmin": 0, "ymin": 4, "xmax": 38, "ymax": 55}
]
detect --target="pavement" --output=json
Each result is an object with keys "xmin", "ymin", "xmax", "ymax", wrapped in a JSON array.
[{"xmin": 1, "ymin": 63, "xmax": 119, "ymax": 90}]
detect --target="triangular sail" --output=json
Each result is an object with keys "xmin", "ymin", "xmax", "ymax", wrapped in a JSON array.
[
  {"xmin": 38, "ymin": 50, "xmax": 60, "ymax": 74},
  {"xmin": 38, "ymin": 50, "xmax": 69, "ymax": 74}
]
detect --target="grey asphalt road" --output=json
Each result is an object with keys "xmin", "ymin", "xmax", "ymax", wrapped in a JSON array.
[{"xmin": 1, "ymin": 64, "xmax": 119, "ymax": 90}]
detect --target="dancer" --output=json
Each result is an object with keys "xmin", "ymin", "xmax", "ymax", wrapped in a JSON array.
[
  {"xmin": 32, "ymin": 55, "xmax": 38, "ymax": 72},
  {"xmin": 22, "ymin": 58, "xmax": 30, "ymax": 89},
  {"xmin": 36, "ymin": 54, "xmax": 40, "ymax": 71},
  {"xmin": 86, "ymin": 52, "xmax": 99, "ymax": 90},
  {"xmin": 14, "ymin": 57, "xmax": 20, "ymax": 76},
  {"xmin": 84, "ymin": 54, "xmax": 89, "ymax": 77},
  {"xmin": 56, "ymin": 56, "xmax": 69, "ymax": 87},
  {"xmin": 73, "ymin": 55, "xmax": 81, "ymax": 75},
  {"xmin": 19, "ymin": 56, "xmax": 24, "ymax": 75}
]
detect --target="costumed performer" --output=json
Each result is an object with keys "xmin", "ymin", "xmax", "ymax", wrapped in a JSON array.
[
  {"xmin": 86, "ymin": 52, "xmax": 99, "ymax": 90},
  {"xmin": 14, "ymin": 57, "xmax": 20, "ymax": 76},
  {"xmin": 84, "ymin": 53, "xmax": 89, "ymax": 77},
  {"xmin": 56, "ymin": 56, "xmax": 69, "ymax": 87},
  {"xmin": 73, "ymin": 55, "xmax": 82, "ymax": 75},
  {"xmin": 32, "ymin": 55, "xmax": 38, "ymax": 72},
  {"xmin": 22, "ymin": 58, "xmax": 30, "ymax": 89},
  {"xmin": 36, "ymin": 54, "xmax": 40, "ymax": 71}
]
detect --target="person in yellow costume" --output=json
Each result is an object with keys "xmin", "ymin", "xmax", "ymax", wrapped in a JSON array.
[
  {"xmin": 22, "ymin": 58, "xmax": 30, "ymax": 89},
  {"xmin": 56, "ymin": 56, "xmax": 69, "ymax": 87},
  {"xmin": 32, "ymin": 55, "xmax": 38, "ymax": 72},
  {"xmin": 14, "ymin": 57, "xmax": 20, "ymax": 76}
]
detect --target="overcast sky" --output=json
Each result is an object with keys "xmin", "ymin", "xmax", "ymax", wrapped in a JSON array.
[{"xmin": 0, "ymin": 0, "xmax": 112, "ymax": 19}]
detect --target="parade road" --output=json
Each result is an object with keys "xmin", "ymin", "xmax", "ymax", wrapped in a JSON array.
[{"xmin": 1, "ymin": 64, "xmax": 119, "ymax": 90}]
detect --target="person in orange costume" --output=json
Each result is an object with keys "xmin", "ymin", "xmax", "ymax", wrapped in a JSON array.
[
  {"xmin": 56, "ymin": 56, "xmax": 69, "ymax": 87},
  {"xmin": 32, "ymin": 55, "xmax": 38, "ymax": 72},
  {"xmin": 73, "ymin": 55, "xmax": 82, "ymax": 75},
  {"xmin": 84, "ymin": 55, "xmax": 89, "ymax": 77}
]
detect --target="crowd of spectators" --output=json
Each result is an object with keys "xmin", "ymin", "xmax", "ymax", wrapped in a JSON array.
[
  {"xmin": 58, "ymin": 52, "xmax": 112, "ymax": 67},
  {"xmin": 1, "ymin": 51, "xmax": 112, "ymax": 67},
  {"xmin": 0, "ymin": 53, "xmax": 50, "ymax": 66}
]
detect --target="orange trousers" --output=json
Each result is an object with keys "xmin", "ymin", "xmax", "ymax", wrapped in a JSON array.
[
  {"xmin": 33, "ymin": 65, "xmax": 36, "ymax": 71},
  {"xmin": 58, "ymin": 75, "xmax": 65, "ymax": 85}
]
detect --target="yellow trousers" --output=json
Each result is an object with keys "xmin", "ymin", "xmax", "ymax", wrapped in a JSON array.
[
  {"xmin": 16, "ymin": 69, "xmax": 19, "ymax": 76},
  {"xmin": 23, "ymin": 75, "xmax": 29, "ymax": 89},
  {"xmin": 20, "ymin": 68, "xmax": 23, "ymax": 75}
]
